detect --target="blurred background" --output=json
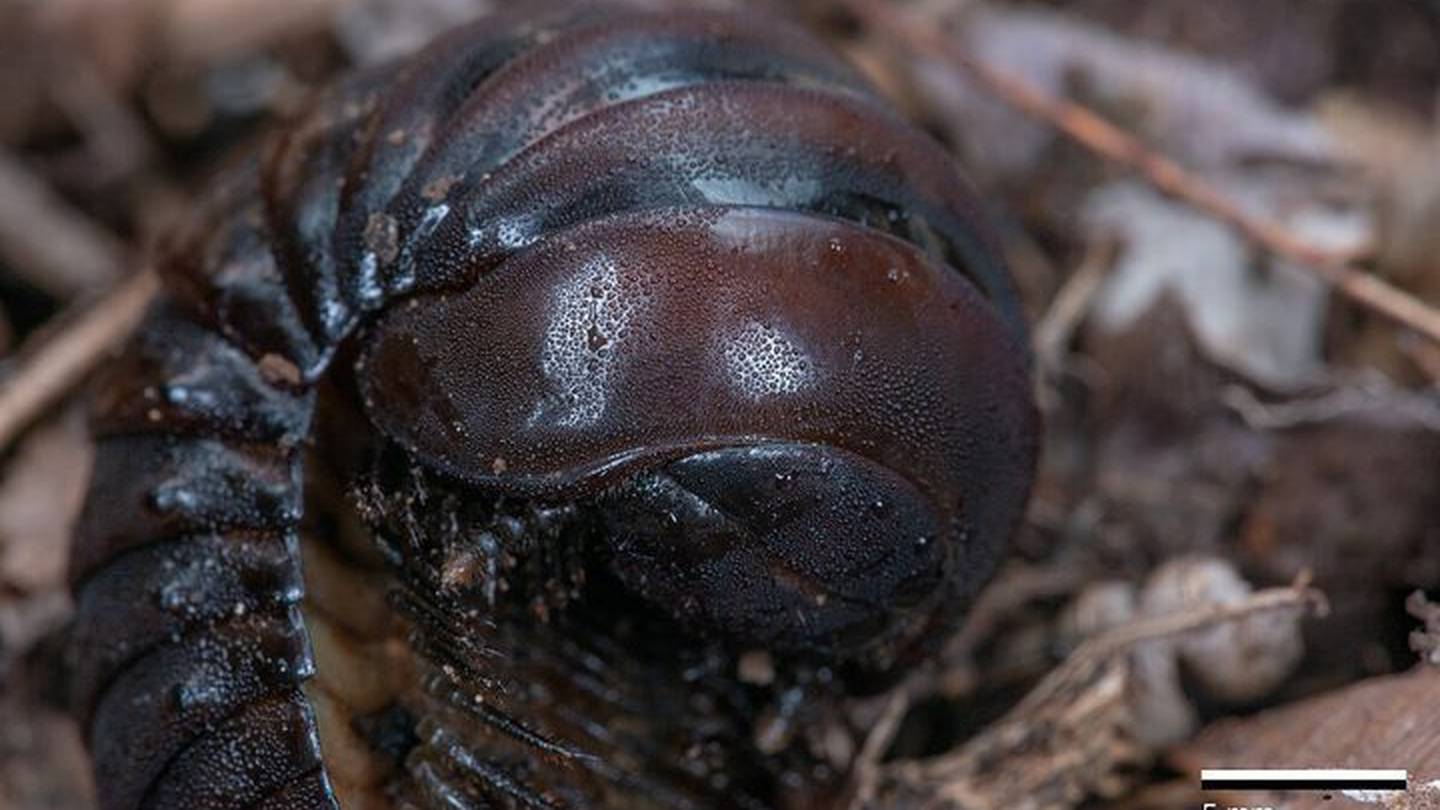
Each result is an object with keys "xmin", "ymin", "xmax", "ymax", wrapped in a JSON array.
[{"xmin": 0, "ymin": 1, "xmax": 1436, "ymax": 808}]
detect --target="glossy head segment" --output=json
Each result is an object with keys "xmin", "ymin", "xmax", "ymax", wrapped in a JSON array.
[{"xmin": 359, "ymin": 206, "xmax": 1036, "ymax": 661}]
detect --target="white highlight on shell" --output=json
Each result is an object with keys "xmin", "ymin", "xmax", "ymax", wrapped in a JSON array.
[
  {"xmin": 493, "ymin": 214, "xmax": 534, "ymax": 251},
  {"xmin": 722, "ymin": 320, "xmax": 814, "ymax": 401},
  {"xmin": 690, "ymin": 175, "xmax": 822, "ymax": 206},
  {"xmin": 417, "ymin": 203, "xmax": 451, "ymax": 240},
  {"xmin": 531, "ymin": 256, "xmax": 642, "ymax": 428}
]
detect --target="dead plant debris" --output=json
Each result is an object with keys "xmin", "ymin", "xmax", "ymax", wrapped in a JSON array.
[{"xmin": 0, "ymin": 1, "xmax": 1437, "ymax": 808}]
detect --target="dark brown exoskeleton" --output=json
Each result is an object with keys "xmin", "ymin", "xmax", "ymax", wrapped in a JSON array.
[{"xmin": 67, "ymin": 4, "xmax": 1038, "ymax": 808}]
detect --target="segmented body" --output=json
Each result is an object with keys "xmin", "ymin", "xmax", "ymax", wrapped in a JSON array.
[{"xmin": 69, "ymin": 5, "xmax": 1037, "ymax": 809}]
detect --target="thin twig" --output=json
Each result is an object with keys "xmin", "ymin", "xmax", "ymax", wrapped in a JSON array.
[
  {"xmin": 0, "ymin": 150, "xmax": 126, "ymax": 298},
  {"xmin": 0, "ymin": 270, "xmax": 158, "ymax": 450},
  {"xmin": 846, "ymin": 562, "xmax": 1093, "ymax": 807},
  {"xmin": 164, "ymin": 0, "xmax": 344, "ymax": 64},
  {"xmin": 48, "ymin": 55, "xmax": 158, "ymax": 183},
  {"xmin": 848, "ymin": 689, "xmax": 914, "ymax": 809},
  {"xmin": 1034, "ymin": 236, "xmax": 1119, "ymax": 376},
  {"xmin": 845, "ymin": 0, "xmax": 1440, "ymax": 347},
  {"xmin": 1077, "ymin": 571, "xmax": 1325, "ymax": 659},
  {"xmin": 869, "ymin": 577, "xmax": 1326, "ymax": 808},
  {"xmin": 1223, "ymin": 382, "xmax": 1440, "ymax": 432},
  {"xmin": 943, "ymin": 563, "xmax": 1092, "ymax": 671}
]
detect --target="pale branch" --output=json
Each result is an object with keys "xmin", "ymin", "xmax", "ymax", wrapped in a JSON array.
[
  {"xmin": 0, "ymin": 150, "xmax": 126, "ymax": 298},
  {"xmin": 846, "ymin": 0, "xmax": 1440, "ymax": 347},
  {"xmin": 0, "ymin": 271, "xmax": 159, "ymax": 450}
]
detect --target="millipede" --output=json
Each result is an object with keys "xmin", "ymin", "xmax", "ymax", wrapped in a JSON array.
[{"xmin": 67, "ymin": 3, "xmax": 1039, "ymax": 808}]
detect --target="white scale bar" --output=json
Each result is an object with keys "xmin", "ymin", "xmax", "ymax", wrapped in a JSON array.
[{"xmin": 1201, "ymin": 769, "xmax": 1408, "ymax": 790}]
